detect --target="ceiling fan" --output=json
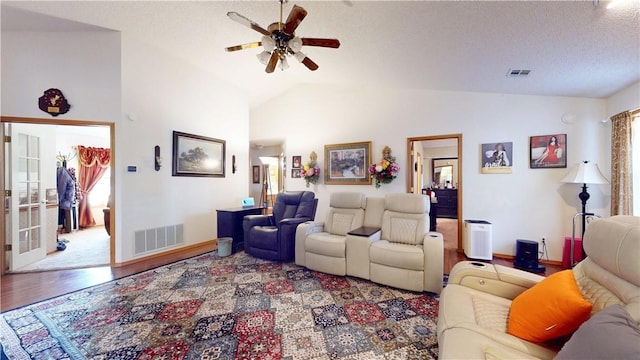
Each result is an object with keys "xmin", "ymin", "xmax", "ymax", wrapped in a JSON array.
[{"xmin": 225, "ymin": 0, "xmax": 341, "ymax": 73}]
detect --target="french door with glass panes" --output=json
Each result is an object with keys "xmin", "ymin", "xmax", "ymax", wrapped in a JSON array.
[{"xmin": 8, "ymin": 123, "xmax": 47, "ymax": 270}]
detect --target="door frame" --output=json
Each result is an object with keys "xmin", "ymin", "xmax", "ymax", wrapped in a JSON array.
[
  {"xmin": 1, "ymin": 116, "xmax": 115, "ymax": 275},
  {"xmin": 407, "ymin": 133, "xmax": 463, "ymax": 250}
]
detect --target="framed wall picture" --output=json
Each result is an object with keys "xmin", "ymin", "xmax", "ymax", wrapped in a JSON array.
[
  {"xmin": 252, "ymin": 165, "xmax": 260, "ymax": 184},
  {"xmin": 530, "ymin": 134, "xmax": 567, "ymax": 168},
  {"xmin": 481, "ymin": 141, "xmax": 513, "ymax": 174},
  {"xmin": 291, "ymin": 168, "xmax": 301, "ymax": 178},
  {"xmin": 324, "ymin": 141, "xmax": 372, "ymax": 185},
  {"xmin": 292, "ymin": 156, "xmax": 302, "ymax": 169},
  {"xmin": 172, "ymin": 131, "xmax": 225, "ymax": 177}
]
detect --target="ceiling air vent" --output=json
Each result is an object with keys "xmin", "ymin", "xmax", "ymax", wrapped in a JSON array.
[{"xmin": 507, "ymin": 69, "xmax": 530, "ymax": 77}]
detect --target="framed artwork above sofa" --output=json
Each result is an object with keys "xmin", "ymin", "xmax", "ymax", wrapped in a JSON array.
[{"xmin": 324, "ymin": 141, "xmax": 372, "ymax": 185}]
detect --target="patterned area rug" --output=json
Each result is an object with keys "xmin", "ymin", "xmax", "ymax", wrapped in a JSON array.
[{"xmin": 0, "ymin": 251, "xmax": 441, "ymax": 359}]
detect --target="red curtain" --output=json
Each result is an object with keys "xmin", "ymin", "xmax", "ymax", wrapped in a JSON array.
[{"xmin": 78, "ymin": 146, "xmax": 111, "ymax": 228}]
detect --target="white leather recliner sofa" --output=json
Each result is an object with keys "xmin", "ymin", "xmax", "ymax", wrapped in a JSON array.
[
  {"xmin": 437, "ymin": 215, "xmax": 640, "ymax": 359},
  {"xmin": 294, "ymin": 192, "xmax": 367, "ymax": 276},
  {"xmin": 296, "ymin": 192, "xmax": 444, "ymax": 293}
]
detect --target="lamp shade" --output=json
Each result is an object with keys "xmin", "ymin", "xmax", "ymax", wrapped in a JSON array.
[
  {"xmin": 561, "ymin": 161, "xmax": 609, "ymax": 185},
  {"xmin": 257, "ymin": 51, "xmax": 272, "ymax": 65},
  {"xmin": 261, "ymin": 36, "xmax": 276, "ymax": 52},
  {"xmin": 289, "ymin": 37, "xmax": 303, "ymax": 52}
]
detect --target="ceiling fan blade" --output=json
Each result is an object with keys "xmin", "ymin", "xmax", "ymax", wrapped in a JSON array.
[
  {"xmin": 302, "ymin": 38, "xmax": 341, "ymax": 48},
  {"xmin": 265, "ymin": 52, "xmax": 279, "ymax": 73},
  {"xmin": 283, "ymin": 5, "xmax": 308, "ymax": 34},
  {"xmin": 301, "ymin": 56, "xmax": 319, "ymax": 71},
  {"xmin": 225, "ymin": 42, "xmax": 262, "ymax": 52},
  {"xmin": 227, "ymin": 12, "xmax": 270, "ymax": 36}
]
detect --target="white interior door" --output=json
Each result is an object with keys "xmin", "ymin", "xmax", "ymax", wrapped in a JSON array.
[{"xmin": 8, "ymin": 123, "xmax": 47, "ymax": 270}]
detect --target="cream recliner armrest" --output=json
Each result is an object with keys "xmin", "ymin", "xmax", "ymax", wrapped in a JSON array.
[
  {"xmin": 295, "ymin": 221, "xmax": 324, "ymax": 266},
  {"xmin": 346, "ymin": 229, "xmax": 381, "ymax": 280},
  {"xmin": 449, "ymin": 261, "xmax": 544, "ymax": 300},
  {"xmin": 423, "ymin": 232, "xmax": 445, "ymax": 294}
]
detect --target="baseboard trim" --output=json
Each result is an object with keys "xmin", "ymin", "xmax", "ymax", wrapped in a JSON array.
[
  {"xmin": 493, "ymin": 253, "xmax": 562, "ymax": 266},
  {"xmin": 493, "ymin": 253, "xmax": 514, "ymax": 260},
  {"xmin": 114, "ymin": 239, "xmax": 218, "ymax": 267}
]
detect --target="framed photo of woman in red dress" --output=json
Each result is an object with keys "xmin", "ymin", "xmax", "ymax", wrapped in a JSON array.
[{"xmin": 530, "ymin": 134, "xmax": 567, "ymax": 168}]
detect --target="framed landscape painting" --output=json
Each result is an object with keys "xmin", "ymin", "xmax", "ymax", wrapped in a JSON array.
[
  {"xmin": 172, "ymin": 131, "xmax": 225, "ymax": 177},
  {"xmin": 530, "ymin": 134, "xmax": 567, "ymax": 168},
  {"xmin": 324, "ymin": 141, "xmax": 371, "ymax": 185}
]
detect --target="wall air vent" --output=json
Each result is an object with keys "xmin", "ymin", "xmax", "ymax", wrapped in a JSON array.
[
  {"xmin": 134, "ymin": 224, "xmax": 184, "ymax": 255},
  {"xmin": 507, "ymin": 69, "xmax": 531, "ymax": 77}
]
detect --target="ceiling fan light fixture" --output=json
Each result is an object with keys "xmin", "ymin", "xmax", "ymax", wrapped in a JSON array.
[
  {"xmin": 257, "ymin": 51, "xmax": 272, "ymax": 65},
  {"xmin": 261, "ymin": 36, "xmax": 276, "ymax": 52},
  {"xmin": 280, "ymin": 56, "xmax": 289, "ymax": 70},
  {"xmin": 289, "ymin": 36, "xmax": 303, "ymax": 52}
]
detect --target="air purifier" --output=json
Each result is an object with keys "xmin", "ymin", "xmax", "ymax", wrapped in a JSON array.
[{"xmin": 463, "ymin": 220, "xmax": 492, "ymax": 260}]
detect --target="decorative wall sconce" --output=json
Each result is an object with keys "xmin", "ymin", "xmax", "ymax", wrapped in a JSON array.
[
  {"xmin": 155, "ymin": 145, "xmax": 162, "ymax": 171},
  {"xmin": 232, "ymin": 155, "xmax": 237, "ymax": 174}
]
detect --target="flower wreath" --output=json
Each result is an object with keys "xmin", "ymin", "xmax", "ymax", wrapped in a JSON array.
[
  {"xmin": 368, "ymin": 146, "xmax": 400, "ymax": 188},
  {"xmin": 301, "ymin": 151, "xmax": 320, "ymax": 187}
]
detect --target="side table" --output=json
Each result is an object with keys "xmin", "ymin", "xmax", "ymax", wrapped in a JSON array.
[{"xmin": 217, "ymin": 206, "xmax": 263, "ymax": 253}]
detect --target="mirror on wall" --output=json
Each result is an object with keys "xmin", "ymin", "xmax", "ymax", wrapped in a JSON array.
[
  {"xmin": 434, "ymin": 164, "xmax": 453, "ymax": 188},
  {"xmin": 431, "ymin": 157, "xmax": 458, "ymax": 189}
]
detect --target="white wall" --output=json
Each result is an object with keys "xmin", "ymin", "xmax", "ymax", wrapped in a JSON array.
[
  {"xmin": 606, "ymin": 81, "xmax": 640, "ymax": 117},
  {"xmin": 117, "ymin": 36, "xmax": 249, "ymax": 262},
  {"xmin": 251, "ymin": 83, "xmax": 610, "ymax": 262},
  {"xmin": 2, "ymin": 30, "xmax": 250, "ymax": 263}
]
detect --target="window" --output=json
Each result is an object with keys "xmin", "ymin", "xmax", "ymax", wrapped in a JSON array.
[{"xmin": 88, "ymin": 167, "xmax": 111, "ymax": 207}]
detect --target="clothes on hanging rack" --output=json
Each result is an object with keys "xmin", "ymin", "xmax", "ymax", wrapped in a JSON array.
[
  {"xmin": 67, "ymin": 167, "xmax": 83, "ymax": 203},
  {"xmin": 56, "ymin": 166, "xmax": 75, "ymax": 230}
]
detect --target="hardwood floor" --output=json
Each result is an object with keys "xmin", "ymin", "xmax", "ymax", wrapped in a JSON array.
[
  {"xmin": 1, "ymin": 246, "xmax": 561, "ymax": 312},
  {"xmin": 1, "ymin": 243, "xmax": 216, "ymax": 312}
]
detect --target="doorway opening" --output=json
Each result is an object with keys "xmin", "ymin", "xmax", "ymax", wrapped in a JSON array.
[
  {"xmin": 407, "ymin": 134, "xmax": 462, "ymax": 250},
  {"xmin": 1, "ymin": 116, "xmax": 115, "ymax": 274},
  {"xmin": 250, "ymin": 142, "xmax": 284, "ymax": 214}
]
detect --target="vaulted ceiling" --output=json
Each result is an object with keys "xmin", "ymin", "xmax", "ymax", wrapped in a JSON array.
[{"xmin": 2, "ymin": 1, "xmax": 639, "ymax": 107}]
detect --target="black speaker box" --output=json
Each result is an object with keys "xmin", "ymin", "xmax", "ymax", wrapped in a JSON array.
[{"xmin": 514, "ymin": 239, "xmax": 546, "ymax": 273}]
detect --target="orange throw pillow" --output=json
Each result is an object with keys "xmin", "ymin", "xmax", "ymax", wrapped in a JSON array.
[{"xmin": 507, "ymin": 270, "xmax": 592, "ymax": 343}]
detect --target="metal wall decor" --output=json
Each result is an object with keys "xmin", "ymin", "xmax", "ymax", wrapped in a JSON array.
[{"xmin": 38, "ymin": 88, "xmax": 71, "ymax": 116}]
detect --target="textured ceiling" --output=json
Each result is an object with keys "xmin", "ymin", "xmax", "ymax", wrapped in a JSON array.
[{"xmin": 2, "ymin": 1, "xmax": 639, "ymax": 107}]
